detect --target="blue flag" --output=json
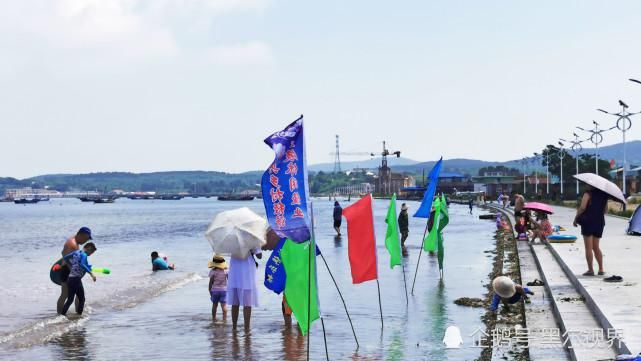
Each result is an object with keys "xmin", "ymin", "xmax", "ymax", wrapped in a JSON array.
[
  {"xmin": 261, "ymin": 116, "xmax": 311, "ymax": 243},
  {"xmin": 264, "ymin": 238, "xmax": 322, "ymax": 295},
  {"xmin": 413, "ymin": 157, "xmax": 443, "ymax": 218},
  {"xmin": 264, "ymin": 238, "xmax": 287, "ymax": 294}
]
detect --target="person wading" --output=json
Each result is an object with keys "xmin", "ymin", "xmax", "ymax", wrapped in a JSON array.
[
  {"xmin": 333, "ymin": 201, "xmax": 343, "ymax": 236},
  {"xmin": 57, "ymin": 227, "xmax": 92, "ymax": 314},
  {"xmin": 398, "ymin": 203, "xmax": 409, "ymax": 256}
]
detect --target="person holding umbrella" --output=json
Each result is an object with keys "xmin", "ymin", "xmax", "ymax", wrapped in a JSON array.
[
  {"xmin": 573, "ymin": 171, "xmax": 630, "ymax": 277},
  {"xmin": 573, "ymin": 184, "xmax": 609, "ymax": 276},
  {"xmin": 205, "ymin": 207, "xmax": 268, "ymax": 330}
]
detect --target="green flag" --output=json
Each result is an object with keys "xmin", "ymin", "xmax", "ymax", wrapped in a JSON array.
[
  {"xmin": 384, "ymin": 193, "xmax": 402, "ymax": 269},
  {"xmin": 280, "ymin": 239, "xmax": 320, "ymax": 335},
  {"xmin": 423, "ymin": 196, "xmax": 442, "ymax": 252},
  {"xmin": 437, "ymin": 194, "xmax": 449, "ymax": 270}
]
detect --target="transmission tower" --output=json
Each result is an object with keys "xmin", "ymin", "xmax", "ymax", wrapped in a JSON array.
[{"xmin": 333, "ymin": 135, "xmax": 341, "ymax": 173}]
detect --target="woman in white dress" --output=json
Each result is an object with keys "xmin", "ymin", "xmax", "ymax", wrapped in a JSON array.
[{"xmin": 227, "ymin": 247, "xmax": 262, "ymax": 330}]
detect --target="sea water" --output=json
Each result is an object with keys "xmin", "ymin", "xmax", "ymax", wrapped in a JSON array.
[{"xmin": 0, "ymin": 198, "xmax": 495, "ymax": 360}]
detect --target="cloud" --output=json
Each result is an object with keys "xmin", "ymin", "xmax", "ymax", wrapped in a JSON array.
[
  {"xmin": 0, "ymin": 0, "xmax": 273, "ymax": 68},
  {"xmin": 207, "ymin": 41, "xmax": 274, "ymax": 66}
]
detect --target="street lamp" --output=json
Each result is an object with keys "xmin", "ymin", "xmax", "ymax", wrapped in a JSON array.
[
  {"xmin": 560, "ymin": 133, "xmax": 585, "ymax": 196},
  {"xmin": 532, "ymin": 152, "xmax": 540, "ymax": 196},
  {"xmin": 597, "ymin": 100, "xmax": 639, "ymax": 196},
  {"xmin": 576, "ymin": 121, "xmax": 615, "ymax": 175},
  {"xmin": 557, "ymin": 141, "xmax": 566, "ymax": 197},
  {"xmin": 520, "ymin": 157, "xmax": 529, "ymax": 195}
]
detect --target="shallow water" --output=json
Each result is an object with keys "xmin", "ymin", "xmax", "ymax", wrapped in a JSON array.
[{"xmin": 0, "ymin": 198, "xmax": 495, "ymax": 360}]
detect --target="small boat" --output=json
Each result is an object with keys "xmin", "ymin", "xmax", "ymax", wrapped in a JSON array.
[
  {"xmin": 37, "ymin": 197, "xmax": 50, "ymax": 202},
  {"xmin": 14, "ymin": 198, "xmax": 40, "ymax": 204},
  {"xmin": 160, "ymin": 195, "xmax": 183, "ymax": 200},
  {"xmin": 94, "ymin": 197, "xmax": 116, "ymax": 204},
  {"xmin": 79, "ymin": 197, "xmax": 97, "ymax": 202},
  {"xmin": 217, "ymin": 194, "xmax": 255, "ymax": 201}
]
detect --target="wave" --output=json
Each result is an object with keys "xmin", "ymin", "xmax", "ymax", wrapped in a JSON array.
[{"xmin": 0, "ymin": 272, "xmax": 202, "ymax": 350}]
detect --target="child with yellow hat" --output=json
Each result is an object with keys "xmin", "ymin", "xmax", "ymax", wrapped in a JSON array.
[{"xmin": 208, "ymin": 254, "xmax": 228, "ymax": 320}]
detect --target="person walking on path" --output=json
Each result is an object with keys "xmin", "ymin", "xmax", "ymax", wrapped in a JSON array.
[
  {"xmin": 208, "ymin": 254, "xmax": 228, "ymax": 320},
  {"xmin": 398, "ymin": 203, "xmax": 409, "ymax": 256},
  {"xmin": 61, "ymin": 242, "xmax": 97, "ymax": 316},
  {"xmin": 58, "ymin": 227, "xmax": 93, "ymax": 314},
  {"xmin": 228, "ymin": 247, "xmax": 262, "ymax": 330},
  {"xmin": 468, "ymin": 199, "xmax": 474, "ymax": 214},
  {"xmin": 512, "ymin": 192, "xmax": 525, "ymax": 217},
  {"xmin": 573, "ymin": 185, "xmax": 609, "ymax": 276},
  {"xmin": 333, "ymin": 201, "xmax": 343, "ymax": 236}
]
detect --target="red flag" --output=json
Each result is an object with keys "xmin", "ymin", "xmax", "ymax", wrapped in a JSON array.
[{"xmin": 341, "ymin": 195, "xmax": 378, "ymax": 284}]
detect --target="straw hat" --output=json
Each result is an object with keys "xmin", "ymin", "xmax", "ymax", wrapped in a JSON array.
[
  {"xmin": 401, "ymin": 204, "xmax": 409, "ymax": 211},
  {"xmin": 492, "ymin": 276, "xmax": 516, "ymax": 298},
  {"xmin": 208, "ymin": 254, "xmax": 228, "ymax": 270}
]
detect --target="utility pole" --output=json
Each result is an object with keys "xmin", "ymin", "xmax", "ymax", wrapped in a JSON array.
[{"xmin": 334, "ymin": 135, "xmax": 341, "ymax": 173}]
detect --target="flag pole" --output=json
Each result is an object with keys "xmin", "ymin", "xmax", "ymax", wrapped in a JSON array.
[
  {"xmin": 319, "ymin": 252, "xmax": 360, "ymax": 349},
  {"xmin": 308, "ymin": 202, "xmax": 328, "ymax": 360},
  {"xmin": 376, "ymin": 279, "xmax": 384, "ymax": 331},
  {"xmin": 320, "ymin": 317, "xmax": 329, "ymax": 361},
  {"xmin": 410, "ymin": 222, "xmax": 429, "ymax": 295},
  {"xmin": 402, "ymin": 261, "xmax": 409, "ymax": 306}
]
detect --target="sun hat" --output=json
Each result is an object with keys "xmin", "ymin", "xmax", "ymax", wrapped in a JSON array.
[
  {"xmin": 401, "ymin": 204, "xmax": 409, "ymax": 211},
  {"xmin": 492, "ymin": 276, "xmax": 516, "ymax": 298},
  {"xmin": 208, "ymin": 254, "xmax": 228, "ymax": 270}
]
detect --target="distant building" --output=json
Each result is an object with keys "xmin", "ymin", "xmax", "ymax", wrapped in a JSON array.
[
  {"xmin": 334, "ymin": 183, "xmax": 374, "ymax": 196},
  {"xmin": 471, "ymin": 172, "xmax": 516, "ymax": 198},
  {"xmin": 375, "ymin": 162, "xmax": 414, "ymax": 196},
  {"xmin": 399, "ymin": 172, "xmax": 472, "ymax": 199},
  {"xmin": 4, "ymin": 187, "xmax": 63, "ymax": 199}
]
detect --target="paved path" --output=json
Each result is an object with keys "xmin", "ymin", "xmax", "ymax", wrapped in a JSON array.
[{"xmin": 546, "ymin": 205, "xmax": 640, "ymax": 355}]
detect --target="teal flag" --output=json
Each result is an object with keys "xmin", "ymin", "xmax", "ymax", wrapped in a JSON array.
[
  {"xmin": 423, "ymin": 197, "xmax": 442, "ymax": 252},
  {"xmin": 384, "ymin": 193, "xmax": 402, "ymax": 269},
  {"xmin": 280, "ymin": 239, "xmax": 320, "ymax": 335},
  {"xmin": 437, "ymin": 194, "xmax": 449, "ymax": 271}
]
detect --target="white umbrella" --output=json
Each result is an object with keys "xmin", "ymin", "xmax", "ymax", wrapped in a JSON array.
[
  {"xmin": 205, "ymin": 207, "xmax": 268, "ymax": 259},
  {"xmin": 573, "ymin": 173, "xmax": 627, "ymax": 204}
]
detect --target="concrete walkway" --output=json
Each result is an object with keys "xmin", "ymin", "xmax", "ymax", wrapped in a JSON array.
[{"xmin": 545, "ymin": 205, "xmax": 640, "ymax": 356}]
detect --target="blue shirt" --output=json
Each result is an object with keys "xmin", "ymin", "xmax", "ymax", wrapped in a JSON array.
[
  {"xmin": 152, "ymin": 257, "xmax": 170, "ymax": 271},
  {"xmin": 68, "ymin": 251, "xmax": 92, "ymax": 278},
  {"xmin": 491, "ymin": 287, "xmax": 531, "ymax": 311}
]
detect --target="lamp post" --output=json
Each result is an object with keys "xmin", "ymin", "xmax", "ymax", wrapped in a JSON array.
[
  {"xmin": 554, "ymin": 141, "xmax": 567, "ymax": 198},
  {"xmin": 597, "ymin": 100, "xmax": 639, "ymax": 196},
  {"xmin": 577, "ymin": 121, "xmax": 615, "ymax": 175},
  {"xmin": 561, "ymin": 133, "xmax": 584, "ymax": 196},
  {"xmin": 521, "ymin": 157, "xmax": 528, "ymax": 195},
  {"xmin": 532, "ymin": 152, "xmax": 541, "ymax": 196}
]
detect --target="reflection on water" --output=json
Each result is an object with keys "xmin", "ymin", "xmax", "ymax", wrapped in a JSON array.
[{"xmin": 52, "ymin": 328, "xmax": 90, "ymax": 361}]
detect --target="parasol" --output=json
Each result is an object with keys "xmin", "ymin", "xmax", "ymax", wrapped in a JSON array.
[
  {"xmin": 573, "ymin": 173, "xmax": 627, "ymax": 204},
  {"xmin": 205, "ymin": 207, "xmax": 268, "ymax": 259},
  {"xmin": 523, "ymin": 202, "xmax": 554, "ymax": 215}
]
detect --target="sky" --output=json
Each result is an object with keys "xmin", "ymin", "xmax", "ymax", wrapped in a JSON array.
[{"xmin": 2, "ymin": 0, "xmax": 641, "ymax": 178}]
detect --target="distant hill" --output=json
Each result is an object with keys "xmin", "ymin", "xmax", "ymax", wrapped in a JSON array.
[
  {"xmin": 23, "ymin": 171, "xmax": 262, "ymax": 193},
  {"xmin": 2, "ymin": 141, "xmax": 639, "ymax": 196},
  {"xmin": 575, "ymin": 140, "xmax": 641, "ymax": 166},
  {"xmin": 308, "ymin": 156, "xmax": 420, "ymax": 172}
]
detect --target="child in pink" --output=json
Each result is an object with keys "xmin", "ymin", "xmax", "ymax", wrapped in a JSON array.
[{"xmin": 208, "ymin": 254, "xmax": 228, "ymax": 320}]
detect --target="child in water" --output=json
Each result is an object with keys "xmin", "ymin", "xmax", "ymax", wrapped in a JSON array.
[
  {"xmin": 61, "ymin": 242, "xmax": 97, "ymax": 316},
  {"xmin": 208, "ymin": 254, "xmax": 228, "ymax": 320},
  {"xmin": 490, "ymin": 276, "xmax": 534, "ymax": 312}
]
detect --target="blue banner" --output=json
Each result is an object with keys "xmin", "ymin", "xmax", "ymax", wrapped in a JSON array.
[
  {"xmin": 264, "ymin": 238, "xmax": 287, "ymax": 294},
  {"xmin": 413, "ymin": 157, "xmax": 443, "ymax": 218},
  {"xmin": 261, "ymin": 116, "xmax": 311, "ymax": 243}
]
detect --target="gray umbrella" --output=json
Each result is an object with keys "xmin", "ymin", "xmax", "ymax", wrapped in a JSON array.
[{"xmin": 573, "ymin": 173, "xmax": 626, "ymax": 204}]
